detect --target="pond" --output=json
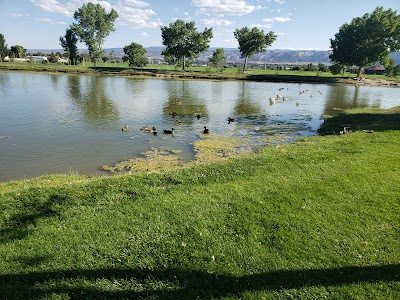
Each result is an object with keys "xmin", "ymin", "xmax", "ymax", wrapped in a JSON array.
[{"xmin": 0, "ymin": 72, "xmax": 399, "ymax": 182}]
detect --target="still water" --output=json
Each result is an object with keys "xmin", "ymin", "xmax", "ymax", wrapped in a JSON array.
[{"xmin": 0, "ymin": 72, "xmax": 398, "ymax": 182}]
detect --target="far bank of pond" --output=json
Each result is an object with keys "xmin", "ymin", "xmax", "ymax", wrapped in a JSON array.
[{"xmin": 1, "ymin": 63, "xmax": 400, "ymax": 87}]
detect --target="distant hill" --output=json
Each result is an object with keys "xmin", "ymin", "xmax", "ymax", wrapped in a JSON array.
[{"xmin": 27, "ymin": 47, "xmax": 400, "ymax": 65}]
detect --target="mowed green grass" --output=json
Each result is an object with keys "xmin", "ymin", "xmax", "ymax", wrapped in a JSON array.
[{"xmin": 0, "ymin": 108, "xmax": 399, "ymax": 299}]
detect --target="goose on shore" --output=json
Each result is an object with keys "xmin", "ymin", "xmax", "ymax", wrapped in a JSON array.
[{"xmin": 203, "ymin": 126, "xmax": 210, "ymax": 134}]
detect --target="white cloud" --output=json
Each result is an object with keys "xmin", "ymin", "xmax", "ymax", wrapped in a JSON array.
[
  {"xmin": 251, "ymin": 23, "xmax": 272, "ymax": 29},
  {"xmin": 30, "ymin": 0, "xmax": 77, "ymax": 16},
  {"xmin": 200, "ymin": 18, "xmax": 235, "ymax": 26},
  {"xmin": 30, "ymin": 0, "xmax": 115, "ymax": 16},
  {"xmin": 30, "ymin": 0, "xmax": 159, "ymax": 29},
  {"xmin": 140, "ymin": 32, "xmax": 148, "ymax": 36},
  {"xmin": 33, "ymin": 17, "xmax": 66, "ymax": 24},
  {"xmin": 274, "ymin": 0, "xmax": 285, "ymax": 4},
  {"xmin": 263, "ymin": 17, "xmax": 291, "ymax": 22},
  {"xmin": 10, "ymin": 13, "xmax": 31, "ymax": 17},
  {"xmin": 192, "ymin": 0, "xmax": 262, "ymax": 16},
  {"xmin": 124, "ymin": 0, "xmax": 149, "ymax": 7}
]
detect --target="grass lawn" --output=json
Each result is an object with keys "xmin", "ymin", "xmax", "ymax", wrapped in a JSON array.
[{"xmin": 0, "ymin": 107, "xmax": 399, "ymax": 299}]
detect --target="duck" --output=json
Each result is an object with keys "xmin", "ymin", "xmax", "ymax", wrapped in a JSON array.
[
  {"xmin": 175, "ymin": 99, "xmax": 182, "ymax": 105},
  {"xmin": 163, "ymin": 128, "xmax": 174, "ymax": 134},
  {"xmin": 203, "ymin": 126, "xmax": 210, "ymax": 134},
  {"xmin": 227, "ymin": 117, "xmax": 235, "ymax": 123},
  {"xmin": 196, "ymin": 114, "xmax": 201, "ymax": 119},
  {"xmin": 140, "ymin": 124, "xmax": 150, "ymax": 132},
  {"xmin": 171, "ymin": 112, "xmax": 177, "ymax": 117},
  {"xmin": 151, "ymin": 127, "xmax": 158, "ymax": 135},
  {"xmin": 121, "ymin": 125, "xmax": 129, "ymax": 132}
]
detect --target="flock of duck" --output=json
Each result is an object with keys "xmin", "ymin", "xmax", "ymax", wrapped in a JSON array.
[
  {"xmin": 121, "ymin": 87, "xmax": 322, "ymax": 136},
  {"xmin": 269, "ymin": 87, "xmax": 322, "ymax": 107},
  {"xmin": 121, "ymin": 99, "xmax": 235, "ymax": 136}
]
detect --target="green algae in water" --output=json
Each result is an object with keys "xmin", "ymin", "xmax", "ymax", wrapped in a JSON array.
[{"xmin": 101, "ymin": 147, "xmax": 183, "ymax": 173}]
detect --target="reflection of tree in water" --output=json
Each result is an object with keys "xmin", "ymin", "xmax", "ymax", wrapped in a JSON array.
[
  {"xmin": 67, "ymin": 76, "xmax": 119, "ymax": 127},
  {"xmin": 233, "ymin": 82, "xmax": 262, "ymax": 116},
  {"xmin": 67, "ymin": 75, "xmax": 82, "ymax": 101},
  {"xmin": 0, "ymin": 73, "xmax": 10, "ymax": 95},
  {"xmin": 163, "ymin": 80, "xmax": 208, "ymax": 124},
  {"xmin": 323, "ymin": 85, "xmax": 378, "ymax": 116},
  {"xmin": 50, "ymin": 74, "xmax": 60, "ymax": 86}
]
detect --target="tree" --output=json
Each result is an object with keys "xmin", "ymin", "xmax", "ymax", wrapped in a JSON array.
[
  {"xmin": 330, "ymin": 6, "xmax": 400, "ymax": 79},
  {"xmin": 161, "ymin": 19, "xmax": 213, "ymax": 70},
  {"xmin": 209, "ymin": 48, "xmax": 227, "ymax": 71},
  {"xmin": 70, "ymin": 2, "xmax": 118, "ymax": 66},
  {"xmin": 59, "ymin": 28, "xmax": 79, "ymax": 65},
  {"xmin": 234, "ymin": 27, "xmax": 277, "ymax": 71},
  {"xmin": 48, "ymin": 51, "xmax": 59, "ymax": 63},
  {"xmin": 123, "ymin": 42, "xmax": 148, "ymax": 68},
  {"xmin": 0, "ymin": 34, "xmax": 8, "ymax": 61},
  {"xmin": 9, "ymin": 45, "xmax": 26, "ymax": 58}
]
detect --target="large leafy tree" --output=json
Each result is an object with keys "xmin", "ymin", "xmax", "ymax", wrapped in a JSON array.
[
  {"xmin": 70, "ymin": 2, "xmax": 118, "ymax": 66},
  {"xmin": 59, "ymin": 28, "xmax": 79, "ymax": 65},
  {"xmin": 330, "ymin": 6, "xmax": 400, "ymax": 78},
  {"xmin": 234, "ymin": 27, "xmax": 277, "ymax": 71},
  {"xmin": 9, "ymin": 45, "xmax": 26, "ymax": 58},
  {"xmin": 0, "ymin": 34, "xmax": 8, "ymax": 61},
  {"xmin": 161, "ymin": 19, "xmax": 213, "ymax": 70},
  {"xmin": 209, "ymin": 48, "xmax": 227, "ymax": 71},
  {"xmin": 123, "ymin": 42, "xmax": 148, "ymax": 68}
]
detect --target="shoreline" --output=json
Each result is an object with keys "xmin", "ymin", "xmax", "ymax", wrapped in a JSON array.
[{"xmin": 1, "ymin": 64, "xmax": 399, "ymax": 87}]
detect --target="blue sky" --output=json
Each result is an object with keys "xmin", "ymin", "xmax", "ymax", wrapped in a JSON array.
[{"xmin": 0, "ymin": 0, "xmax": 398, "ymax": 50}]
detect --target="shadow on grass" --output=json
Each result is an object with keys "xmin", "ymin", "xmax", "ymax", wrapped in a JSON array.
[
  {"xmin": 0, "ymin": 194, "xmax": 68, "ymax": 243},
  {"xmin": 318, "ymin": 107, "xmax": 400, "ymax": 135},
  {"xmin": 1, "ymin": 264, "xmax": 399, "ymax": 299},
  {"xmin": 246, "ymin": 74, "xmax": 341, "ymax": 84}
]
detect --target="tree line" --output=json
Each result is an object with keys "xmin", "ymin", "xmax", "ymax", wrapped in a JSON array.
[{"xmin": 1, "ymin": 4, "xmax": 399, "ymax": 76}]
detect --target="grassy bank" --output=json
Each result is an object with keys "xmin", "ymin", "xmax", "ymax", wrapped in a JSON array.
[
  {"xmin": 1, "ymin": 62, "xmax": 400, "ymax": 85},
  {"xmin": 1, "ymin": 107, "xmax": 399, "ymax": 299}
]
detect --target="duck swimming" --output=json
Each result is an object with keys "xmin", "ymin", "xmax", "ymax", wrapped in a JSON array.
[
  {"xmin": 121, "ymin": 125, "xmax": 129, "ymax": 132},
  {"xmin": 227, "ymin": 117, "xmax": 235, "ymax": 123},
  {"xmin": 163, "ymin": 128, "xmax": 174, "ymax": 134},
  {"xmin": 140, "ymin": 125, "xmax": 150, "ymax": 132}
]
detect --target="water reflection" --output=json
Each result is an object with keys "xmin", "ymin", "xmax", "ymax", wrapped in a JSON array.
[
  {"xmin": 67, "ymin": 76, "xmax": 120, "ymax": 128},
  {"xmin": 163, "ymin": 80, "xmax": 208, "ymax": 124},
  {"xmin": 234, "ymin": 82, "xmax": 263, "ymax": 116},
  {"xmin": 1, "ymin": 72, "xmax": 398, "ymax": 182},
  {"xmin": 323, "ymin": 85, "xmax": 382, "ymax": 115}
]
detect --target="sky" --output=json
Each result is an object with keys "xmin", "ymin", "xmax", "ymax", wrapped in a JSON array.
[{"xmin": 0, "ymin": 0, "xmax": 399, "ymax": 51}]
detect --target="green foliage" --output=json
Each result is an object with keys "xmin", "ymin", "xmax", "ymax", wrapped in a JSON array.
[
  {"xmin": 0, "ymin": 33, "xmax": 8, "ymax": 61},
  {"xmin": 161, "ymin": 19, "xmax": 213, "ymax": 70},
  {"xmin": 209, "ymin": 48, "xmax": 227, "ymax": 70},
  {"xmin": 9, "ymin": 45, "xmax": 26, "ymax": 58},
  {"xmin": 70, "ymin": 2, "xmax": 118, "ymax": 66},
  {"xmin": 234, "ymin": 27, "xmax": 277, "ymax": 71},
  {"xmin": 59, "ymin": 28, "xmax": 79, "ymax": 65},
  {"xmin": 123, "ymin": 42, "xmax": 148, "ymax": 68},
  {"xmin": 329, "ymin": 63, "xmax": 346, "ymax": 76},
  {"xmin": 330, "ymin": 6, "xmax": 400, "ymax": 78},
  {"xmin": 47, "ymin": 51, "xmax": 58, "ymax": 63}
]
